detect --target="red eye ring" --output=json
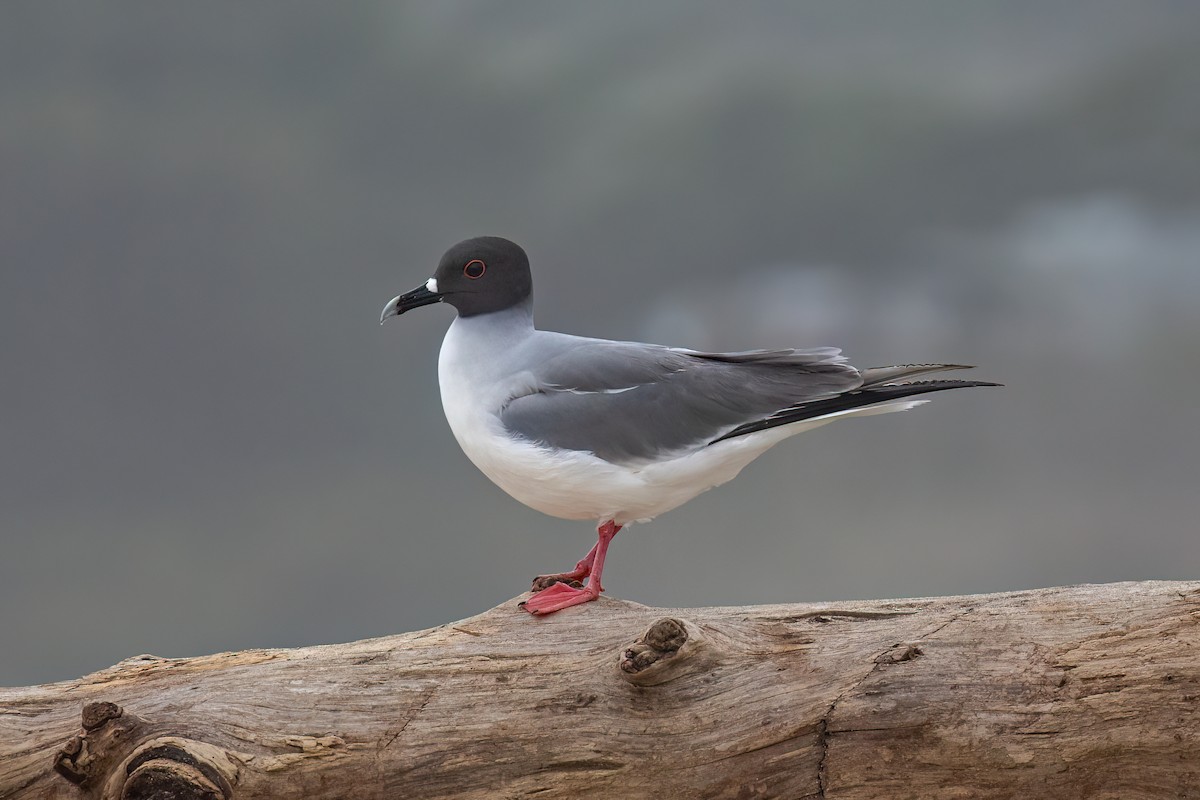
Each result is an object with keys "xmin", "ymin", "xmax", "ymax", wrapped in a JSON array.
[{"xmin": 463, "ymin": 259, "xmax": 486, "ymax": 279}]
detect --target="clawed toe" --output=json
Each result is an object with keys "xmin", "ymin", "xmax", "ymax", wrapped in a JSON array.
[
  {"xmin": 531, "ymin": 574, "xmax": 584, "ymax": 592},
  {"xmin": 520, "ymin": 581, "xmax": 600, "ymax": 615}
]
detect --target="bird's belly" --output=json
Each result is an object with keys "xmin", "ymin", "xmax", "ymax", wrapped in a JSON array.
[
  {"xmin": 436, "ymin": 374, "xmax": 587, "ymax": 519},
  {"xmin": 443, "ymin": 405, "xmax": 635, "ymax": 521},
  {"xmin": 441, "ymin": 385, "xmax": 781, "ymax": 524}
]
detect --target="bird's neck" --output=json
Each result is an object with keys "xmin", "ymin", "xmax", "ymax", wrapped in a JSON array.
[
  {"xmin": 450, "ymin": 297, "xmax": 535, "ymax": 341},
  {"xmin": 441, "ymin": 298, "xmax": 536, "ymax": 390}
]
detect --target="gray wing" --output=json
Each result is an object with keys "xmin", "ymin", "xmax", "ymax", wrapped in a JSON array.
[{"xmin": 499, "ymin": 342, "xmax": 862, "ymax": 465}]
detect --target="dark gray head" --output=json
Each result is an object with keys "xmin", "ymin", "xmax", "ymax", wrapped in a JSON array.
[{"xmin": 380, "ymin": 236, "xmax": 532, "ymax": 323}]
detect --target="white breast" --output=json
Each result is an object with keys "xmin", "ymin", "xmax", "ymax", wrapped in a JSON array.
[{"xmin": 437, "ymin": 317, "xmax": 624, "ymax": 521}]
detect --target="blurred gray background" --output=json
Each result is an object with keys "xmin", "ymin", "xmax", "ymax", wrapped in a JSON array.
[{"xmin": 3, "ymin": 2, "xmax": 1199, "ymax": 686}]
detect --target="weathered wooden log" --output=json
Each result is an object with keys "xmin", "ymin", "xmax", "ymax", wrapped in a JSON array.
[{"xmin": 2, "ymin": 581, "xmax": 1199, "ymax": 799}]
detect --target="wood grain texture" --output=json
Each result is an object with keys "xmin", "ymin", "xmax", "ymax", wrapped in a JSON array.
[{"xmin": 2, "ymin": 581, "xmax": 1199, "ymax": 799}]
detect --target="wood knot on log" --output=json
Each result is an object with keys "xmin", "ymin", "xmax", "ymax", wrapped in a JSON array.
[
  {"xmin": 620, "ymin": 617, "xmax": 688, "ymax": 675},
  {"xmin": 82, "ymin": 702, "xmax": 124, "ymax": 731},
  {"xmin": 122, "ymin": 743, "xmax": 234, "ymax": 800},
  {"xmin": 619, "ymin": 617, "xmax": 719, "ymax": 686},
  {"xmin": 54, "ymin": 701, "xmax": 144, "ymax": 787},
  {"xmin": 52, "ymin": 703, "xmax": 239, "ymax": 799}
]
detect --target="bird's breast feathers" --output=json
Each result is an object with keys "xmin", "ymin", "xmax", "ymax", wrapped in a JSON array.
[{"xmin": 436, "ymin": 354, "xmax": 781, "ymax": 524}]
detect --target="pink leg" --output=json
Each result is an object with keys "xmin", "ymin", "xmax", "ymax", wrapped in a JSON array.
[
  {"xmin": 520, "ymin": 521, "xmax": 621, "ymax": 615},
  {"xmin": 530, "ymin": 540, "xmax": 600, "ymax": 592}
]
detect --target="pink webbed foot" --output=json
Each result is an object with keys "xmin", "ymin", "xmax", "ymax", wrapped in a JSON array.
[
  {"xmin": 520, "ymin": 520, "xmax": 621, "ymax": 616},
  {"xmin": 519, "ymin": 581, "xmax": 600, "ymax": 615}
]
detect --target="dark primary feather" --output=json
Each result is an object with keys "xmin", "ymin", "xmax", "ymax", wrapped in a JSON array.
[
  {"xmin": 708, "ymin": 379, "xmax": 1001, "ymax": 445},
  {"xmin": 499, "ymin": 343, "xmax": 862, "ymax": 465}
]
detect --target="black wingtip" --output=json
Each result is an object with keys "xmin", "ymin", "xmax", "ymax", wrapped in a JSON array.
[{"xmin": 709, "ymin": 378, "xmax": 1000, "ymax": 445}]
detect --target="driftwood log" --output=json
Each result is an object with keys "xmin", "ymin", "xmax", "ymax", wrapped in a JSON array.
[{"xmin": 2, "ymin": 580, "xmax": 1199, "ymax": 799}]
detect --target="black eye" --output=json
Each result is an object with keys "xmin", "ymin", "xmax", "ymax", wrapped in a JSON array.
[{"xmin": 463, "ymin": 259, "xmax": 486, "ymax": 279}]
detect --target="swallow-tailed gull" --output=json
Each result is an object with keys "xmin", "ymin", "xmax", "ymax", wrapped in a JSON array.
[{"xmin": 381, "ymin": 236, "xmax": 996, "ymax": 615}]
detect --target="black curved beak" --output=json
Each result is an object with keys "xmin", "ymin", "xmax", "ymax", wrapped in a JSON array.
[{"xmin": 380, "ymin": 283, "xmax": 442, "ymax": 324}]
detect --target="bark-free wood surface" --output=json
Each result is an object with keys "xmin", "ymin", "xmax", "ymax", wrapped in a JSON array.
[{"xmin": 3, "ymin": 581, "xmax": 1198, "ymax": 799}]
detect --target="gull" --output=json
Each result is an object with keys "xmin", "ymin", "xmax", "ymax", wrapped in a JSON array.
[{"xmin": 381, "ymin": 237, "xmax": 996, "ymax": 614}]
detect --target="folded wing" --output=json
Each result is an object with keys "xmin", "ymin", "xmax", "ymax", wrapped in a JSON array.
[{"xmin": 499, "ymin": 343, "xmax": 863, "ymax": 465}]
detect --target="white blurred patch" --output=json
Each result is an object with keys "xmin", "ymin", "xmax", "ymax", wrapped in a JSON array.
[
  {"xmin": 1001, "ymin": 194, "xmax": 1200, "ymax": 357},
  {"xmin": 637, "ymin": 264, "xmax": 947, "ymax": 356},
  {"xmin": 639, "ymin": 193, "xmax": 1200, "ymax": 366}
]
